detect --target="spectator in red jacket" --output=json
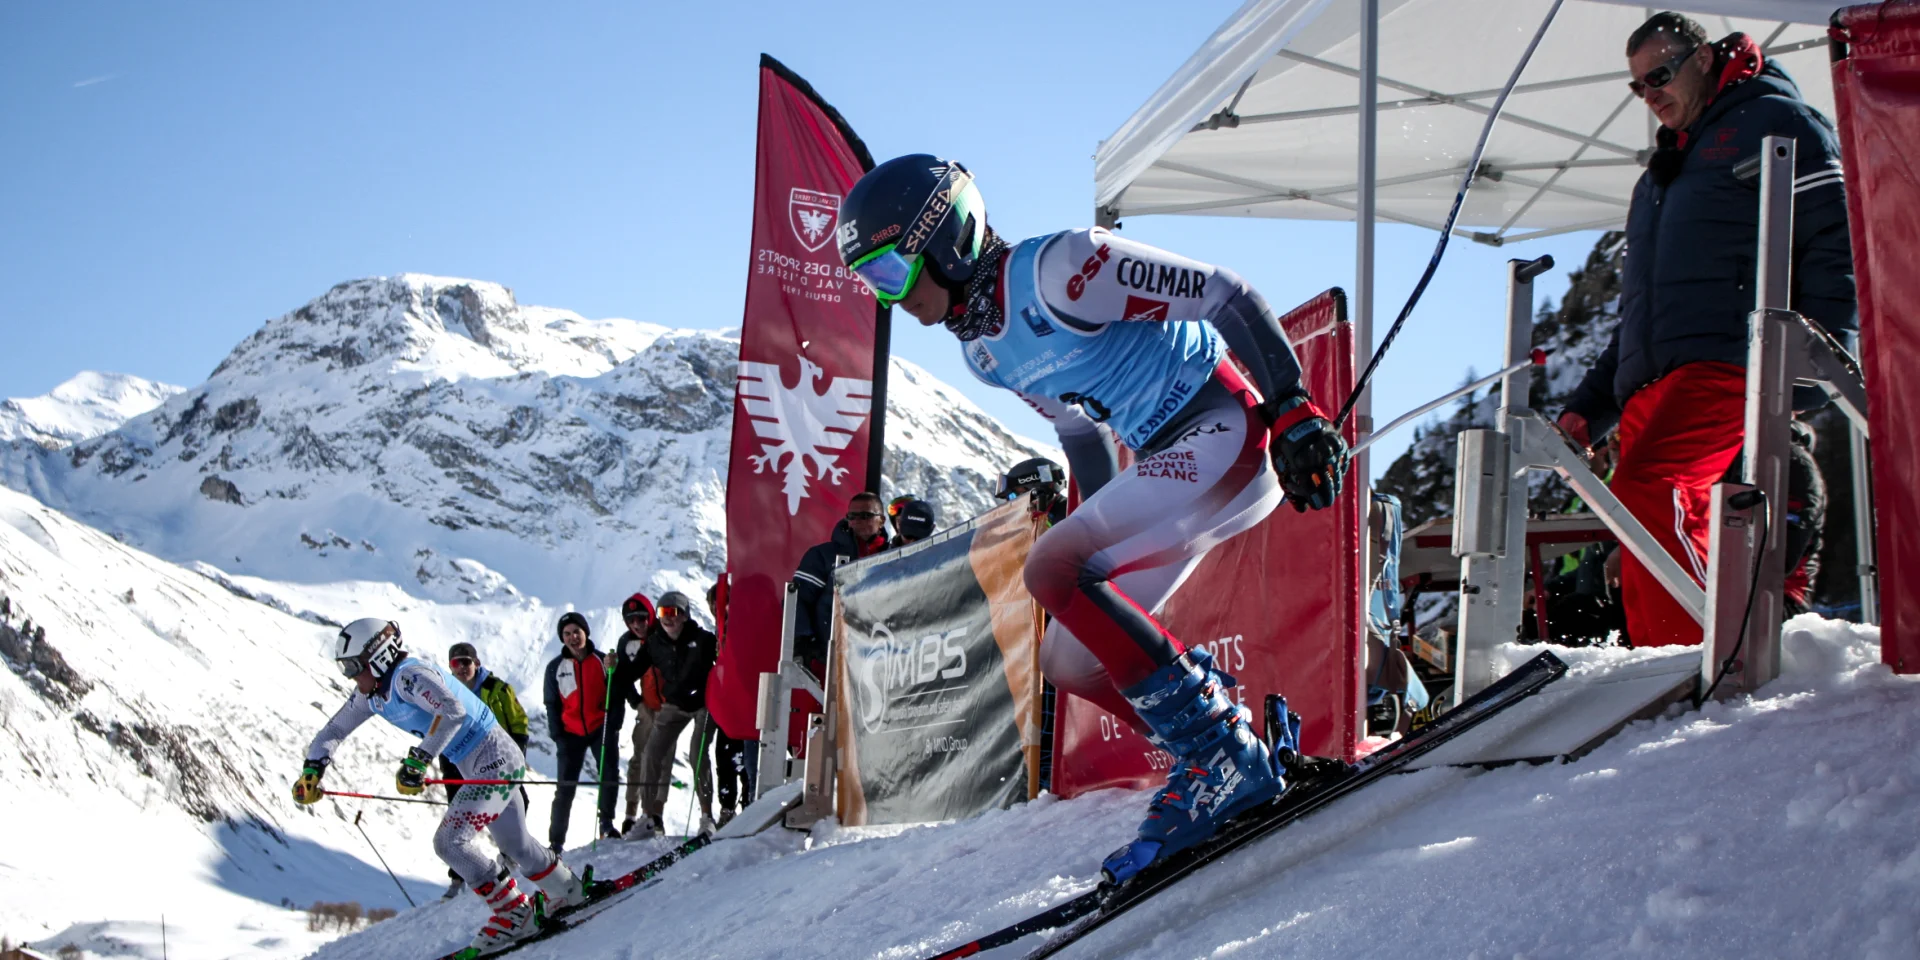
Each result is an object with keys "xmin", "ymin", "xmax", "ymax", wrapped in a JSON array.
[{"xmin": 541, "ymin": 611, "xmax": 620, "ymax": 851}]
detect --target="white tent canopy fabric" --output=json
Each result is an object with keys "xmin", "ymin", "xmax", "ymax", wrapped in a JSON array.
[{"xmin": 1094, "ymin": 0, "xmax": 1839, "ymax": 244}]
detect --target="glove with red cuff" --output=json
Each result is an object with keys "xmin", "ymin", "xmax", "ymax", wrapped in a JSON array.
[{"xmin": 1266, "ymin": 393, "xmax": 1348, "ymax": 512}]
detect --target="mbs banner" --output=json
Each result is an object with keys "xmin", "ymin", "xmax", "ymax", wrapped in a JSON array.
[{"xmin": 830, "ymin": 501, "xmax": 1046, "ymax": 826}]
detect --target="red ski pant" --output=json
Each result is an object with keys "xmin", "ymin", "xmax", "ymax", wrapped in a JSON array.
[
  {"xmin": 1025, "ymin": 364, "xmax": 1281, "ymax": 709},
  {"xmin": 1610, "ymin": 360, "xmax": 1746, "ymax": 647}
]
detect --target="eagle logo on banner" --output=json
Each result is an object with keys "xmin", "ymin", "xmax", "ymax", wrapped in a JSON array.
[
  {"xmin": 789, "ymin": 187, "xmax": 841, "ymax": 253},
  {"xmin": 738, "ymin": 353, "xmax": 873, "ymax": 514}
]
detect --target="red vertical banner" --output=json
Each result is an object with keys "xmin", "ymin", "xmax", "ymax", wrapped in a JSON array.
[
  {"xmin": 1051, "ymin": 290, "xmax": 1364, "ymax": 798},
  {"xmin": 709, "ymin": 55, "xmax": 880, "ymax": 743},
  {"xmin": 1831, "ymin": 7, "xmax": 1920, "ymax": 671}
]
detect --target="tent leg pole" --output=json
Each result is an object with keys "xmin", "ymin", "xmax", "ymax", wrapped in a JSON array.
[
  {"xmin": 1355, "ymin": 0, "xmax": 1379, "ymax": 734},
  {"xmin": 1355, "ymin": 0, "xmax": 1377, "ymax": 441}
]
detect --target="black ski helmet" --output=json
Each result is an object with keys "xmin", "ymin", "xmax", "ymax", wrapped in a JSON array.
[
  {"xmin": 895, "ymin": 499, "xmax": 937, "ymax": 542},
  {"xmin": 997, "ymin": 457, "xmax": 1066, "ymax": 501},
  {"xmin": 838, "ymin": 154, "xmax": 990, "ymax": 291}
]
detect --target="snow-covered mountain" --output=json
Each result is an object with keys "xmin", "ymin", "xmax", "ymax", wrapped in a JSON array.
[
  {"xmin": 0, "ymin": 274, "xmax": 1057, "ymax": 955},
  {"xmin": 0, "ymin": 482, "xmax": 446, "ymax": 956},
  {"xmin": 0, "ymin": 274, "xmax": 1052, "ymax": 608},
  {"xmin": 0, "ymin": 371, "xmax": 185, "ymax": 449}
]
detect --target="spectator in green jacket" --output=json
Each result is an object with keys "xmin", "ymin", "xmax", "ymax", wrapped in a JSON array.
[
  {"xmin": 439, "ymin": 640, "xmax": 532, "ymax": 899},
  {"xmin": 448, "ymin": 641, "xmax": 531, "ymax": 747}
]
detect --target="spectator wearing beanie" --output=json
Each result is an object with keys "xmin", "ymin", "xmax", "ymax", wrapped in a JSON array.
[
  {"xmin": 625, "ymin": 590, "xmax": 719, "ymax": 837},
  {"xmin": 607, "ymin": 592, "xmax": 663, "ymax": 836},
  {"xmin": 890, "ymin": 499, "xmax": 937, "ymax": 547},
  {"xmin": 541, "ymin": 611, "xmax": 622, "ymax": 850}
]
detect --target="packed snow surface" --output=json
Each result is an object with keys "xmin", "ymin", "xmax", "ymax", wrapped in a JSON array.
[{"xmin": 69, "ymin": 613, "xmax": 1902, "ymax": 960}]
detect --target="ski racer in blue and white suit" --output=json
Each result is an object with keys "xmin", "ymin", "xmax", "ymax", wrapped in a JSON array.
[
  {"xmin": 293, "ymin": 618, "xmax": 587, "ymax": 954},
  {"xmin": 837, "ymin": 156, "xmax": 1348, "ymax": 881}
]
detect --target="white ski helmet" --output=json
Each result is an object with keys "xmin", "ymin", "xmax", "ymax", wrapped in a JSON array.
[{"xmin": 333, "ymin": 617, "xmax": 404, "ymax": 679}]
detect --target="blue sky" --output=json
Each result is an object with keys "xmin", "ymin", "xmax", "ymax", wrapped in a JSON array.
[{"xmin": 0, "ymin": 2, "xmax": 1604, "ymax": 477}]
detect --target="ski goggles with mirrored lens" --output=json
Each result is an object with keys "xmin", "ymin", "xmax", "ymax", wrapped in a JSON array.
[
  {"xmin": 849, "ymin": 244, "xmax": 924, "ymax": 304},
  {"xmin": 336, "ymin": 655, "xmax": 367, "ymax": 678},
  {"xmin": 657, "ymin": 605, "xmax": 686, "ymax": 619}
]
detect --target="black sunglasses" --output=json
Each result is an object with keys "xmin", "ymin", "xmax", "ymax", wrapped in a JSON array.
[
  {"xmin": 847, "ymin": 510, "xmax": 882, "ymax": 520},
  {"xmin": 1628, "ymin": 44, "xmax": 1698, "ymax": 97}
]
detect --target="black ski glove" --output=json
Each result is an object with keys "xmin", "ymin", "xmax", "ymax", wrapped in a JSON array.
[{"xmin": 1267, "ymin": 394, "xmax": 1348, "ymax": 512}]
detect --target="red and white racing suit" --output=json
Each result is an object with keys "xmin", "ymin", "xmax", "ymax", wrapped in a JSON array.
[{"xmin": 973, "ymin": 228, "xmax": 1302, "ymax": 720}]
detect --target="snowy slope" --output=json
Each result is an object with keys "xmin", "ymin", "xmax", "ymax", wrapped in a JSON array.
[
  {"xmin": 0, "ymin": 275, "xmax": 1065, "ymax": 956},
  {"xmin": 173, "ymin": 617, "xmax": 1909, "ymax": 960},
  {"xmin": 0, "ymin": 371, "xmax": 185, "ymax": 449},
  {"xmin": 0, "ymin": 275, "xmax": 1053, "ymax": 610},
  {"xmin": 0, "ymin": 483, "xmax": 451, "ymax": 957}
]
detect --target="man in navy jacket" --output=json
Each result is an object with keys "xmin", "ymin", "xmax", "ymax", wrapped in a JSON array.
[{"xmin": 1558, "ymin": 12, "xmax": 1854, "ymax": 646}]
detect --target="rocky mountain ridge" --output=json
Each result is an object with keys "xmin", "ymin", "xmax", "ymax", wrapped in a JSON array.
[{"xmin": 0, "ymin": 274, "xmax": 1052, "ymax": 608}]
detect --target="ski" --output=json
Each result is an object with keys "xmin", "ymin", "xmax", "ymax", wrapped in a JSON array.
[
  {"xmin": 429, "ymin": 833, "xmax": 714, "ymax": 960},
  {"xmin": 918, "ymin": 650, "xmax": 1568, "ymax": 960}
]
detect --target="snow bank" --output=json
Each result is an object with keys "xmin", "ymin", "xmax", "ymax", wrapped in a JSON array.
[{"xmin": 296, "ymin": 616, "xmax": 1914, "ymax": 960}]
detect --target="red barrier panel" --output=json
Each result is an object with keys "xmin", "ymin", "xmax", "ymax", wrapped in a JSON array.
[
  {"xmin": 1832, "ymin": 7, "xmax": 1920, "ymax": 671},
  {"xmin": 1050, "ymin": 290, "xmax": 1364, "ymax": 798}
]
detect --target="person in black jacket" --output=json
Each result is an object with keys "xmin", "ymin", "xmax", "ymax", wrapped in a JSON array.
[
  {"xmin": 791, "ymin": 492, "xmax": 890, "ymax": 672},
  {"xmin": 1557, "ymin": 12, "xmax": 1855, "ymax": 647},
  {"xmin": 624, "ymin": 591, "xmax": 719, "ymax": 838},
  {"xmin": 607, "ymin": 593, "xmax": 659, "ymax": 838}
]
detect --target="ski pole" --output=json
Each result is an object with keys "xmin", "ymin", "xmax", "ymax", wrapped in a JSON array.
[
  {"xmin": 683, "ymin": 718, "xmax": 712, "ymax": 830},
  {"xmin": 595, "ymin": 653, "xmax": 616, "ymax": 854},
  {"xmin": 426, "ymin": 777, "xmax": 684, "ymax": 787},
  {"xmin": 352, "ymin": 810, "xmax": 418, "ymax": 909},
  {"xmin": 324, "ymin": 788, "xmax": 447, "ymax": 806}
]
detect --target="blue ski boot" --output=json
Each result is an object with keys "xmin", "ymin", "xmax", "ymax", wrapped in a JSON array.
[{"xmin": 1100, "ymin": 648, "xmax": 1285, "ymax": 884}]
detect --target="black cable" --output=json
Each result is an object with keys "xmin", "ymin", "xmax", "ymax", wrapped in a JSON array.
[
  {"xmin": 1702, "ymin": 488, "xmax": 1770, "ymax": 704},
  {"xmin": 1332, "ymin": 0, "xmax": 1566, "ymax": 431}
]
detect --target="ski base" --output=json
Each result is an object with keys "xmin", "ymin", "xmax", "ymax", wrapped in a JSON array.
[{"xmin": 918, "ymin": 650, "xmax": 1568, "ymax": 960}]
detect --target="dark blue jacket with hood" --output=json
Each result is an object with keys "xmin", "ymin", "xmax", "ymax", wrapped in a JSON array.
[{"xmin": 1563, "ymin": 35, "xmax": 1855, "ymax": 434}]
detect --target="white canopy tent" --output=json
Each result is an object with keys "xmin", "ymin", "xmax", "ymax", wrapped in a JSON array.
[
  {"xmin": 1094, "ymin": 0, "xmax": 1841, "ymax": 454},
  {"xmin": 1095, "ymin": 0, "xmax": 1837, "ymax": 241}
]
